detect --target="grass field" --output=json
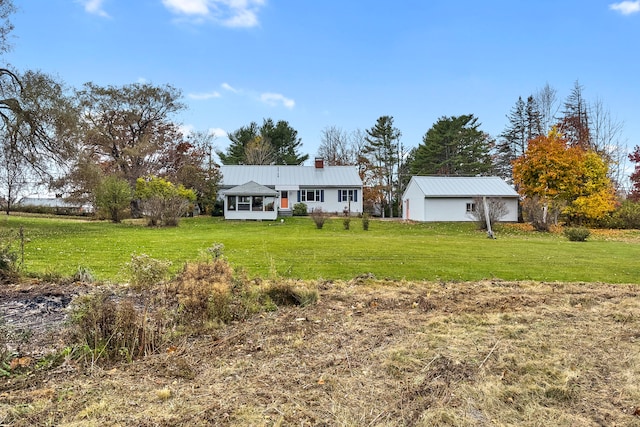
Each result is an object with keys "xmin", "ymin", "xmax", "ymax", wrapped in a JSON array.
[{"xmin": 1, "ymin": 214, "xmax": 639, "ymax": 283}]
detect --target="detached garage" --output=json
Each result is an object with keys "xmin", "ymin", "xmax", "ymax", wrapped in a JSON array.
[{"xmin": 402, "ymin": 176, "xmax": 519, "ymax": 222}]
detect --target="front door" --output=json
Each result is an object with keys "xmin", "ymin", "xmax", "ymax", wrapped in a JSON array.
[{"xmin": 280, "ymin": 191, "xmax": 288, "ymax": 209}]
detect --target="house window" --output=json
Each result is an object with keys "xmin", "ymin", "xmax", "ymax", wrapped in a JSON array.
[
  {"xmin": 252, "ymin": 196, "xmax": 263, "ymax": 211},
  {"xmin": 264, "ymin": 197, "xmax": 275, "ymax": 211},
  {"xmin": 238, "ymin": 196, "xmax": 251, "ymax": 211},
  {"xmin": 338, "ymin": 189, "xmax": 358, "ymax": 202},
  {"xmin": 300, "ymin": 189, "xmax": 323, "ymax": 202},
  {"xmin": 227, "ymin": 196, "xmax": 236, "ymax": 211},
  {"xmin": 466, "ymin": 202, "xmax": 476, "ymax": 213}
]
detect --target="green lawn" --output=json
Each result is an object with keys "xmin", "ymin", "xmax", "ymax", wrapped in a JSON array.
[{"xmin": 1, "ymin": 214, "xmax": 639, "ymax": 283}]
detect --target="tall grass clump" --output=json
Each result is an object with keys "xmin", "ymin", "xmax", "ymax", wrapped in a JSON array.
[
  {"xmin": 170, "ymin": 258, "xmax": 235, "ymax": 324},
  {"xmin": 68, "ymin": 291, "xmax": 169, "ymax": 364}
]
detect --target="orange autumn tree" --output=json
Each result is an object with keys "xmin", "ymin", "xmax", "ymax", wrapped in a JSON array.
[{"xmin": 512, "ymin": 128, "xmax": 615, "ymax": 228}]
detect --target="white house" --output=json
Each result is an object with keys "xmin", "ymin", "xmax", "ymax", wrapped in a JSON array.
[
  {"xmin": 220, "ymin": 159, "xmax": 363, "ymax": 220},
  {"xmin": 402, "ymin": 176, "xmax": 519, "ymax": 222}
]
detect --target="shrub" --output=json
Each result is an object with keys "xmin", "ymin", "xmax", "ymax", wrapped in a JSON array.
[
  {"xmin": 135, "ymin": 175, "xmax": 196, "ymax": 227},
  {"xmin": 293, "ymin": 202, "xmax": 308, "ymax": 216},
  {"xmin": 564, "ymin": 227, "xmax": 591, "ymax": 242},
  {"xmin": 95, "ymin": 175, "xmax": 132, "ymax": 223},
  {"xmin": 126, "ymin": 253, "xmax": 171, "ymax": 290},
  {"xmin": 362, "ymin": 213, "xmax": 370, "ymax": 231},
  {"xmin": 343, "ymin": 217, "xmax": 351, "ymax": 230},
  {"xmin": 310, "ymin": 207, "xmax": 327, "ymax": 229},
  {"xmin": 601, "ymin": 200, "xmax": 640, "ymax": 229},
  {"xmin": 0, "ymin": 227, "xmax": 22, "ymax": 283},
  {"xmin": 170, "ymin": 259, "xmax": 235, "ymax": 324}
]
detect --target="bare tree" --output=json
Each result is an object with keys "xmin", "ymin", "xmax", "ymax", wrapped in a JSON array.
[
  {"xmin": 244, "ymin": 136, "xmax": 275, "ymax": 165},
  {"xmin": 0, "ymin": 137, "xmax": 26, "ymax": 213},
  {"xmin": 535, "ymin": 83, "xmax": 559, "ymax": 134},
  {"xmin": 0, "ymin": 0, "xmax": 15, "ymax": 54},
  {"xmin": 469, "ymin": 197, "xmax": 509, "ymax": 231},
  {"xmin": 590, "ymin": 98, "xmax": 627, "ymax": 192},
  {"xmin": 318, "ymin": 126, "xmax": 353, "ymax": 165}
]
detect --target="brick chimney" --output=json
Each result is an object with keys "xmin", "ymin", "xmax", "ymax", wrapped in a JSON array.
[{"xmin": 314, "ymin": 157, "xmax": 324, "ymax": 169}]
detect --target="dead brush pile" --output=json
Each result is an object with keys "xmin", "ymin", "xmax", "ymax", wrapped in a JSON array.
[{"xmin": 66, "ymin": 257, "xmax": 319, "ymax": 365}]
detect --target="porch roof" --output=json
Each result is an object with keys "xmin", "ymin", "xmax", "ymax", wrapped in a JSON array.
[{"xmin": 223, "ymin": 181, "xmax": 279, "ymax": 197}]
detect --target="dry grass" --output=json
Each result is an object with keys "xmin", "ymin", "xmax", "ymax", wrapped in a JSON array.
[{"xmin": 2, "ymin": 280, "xmax": 640, "ymax": 426}]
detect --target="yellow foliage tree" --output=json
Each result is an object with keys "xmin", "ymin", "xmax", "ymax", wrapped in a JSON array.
[{"xmin": 512, "ymin": 128, "xmax": 615, "ymax": 226}]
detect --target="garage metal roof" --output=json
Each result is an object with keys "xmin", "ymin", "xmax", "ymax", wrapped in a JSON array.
[{"xmin": 410, "ymin": 176, "xmax": 519, "ymax": 197}]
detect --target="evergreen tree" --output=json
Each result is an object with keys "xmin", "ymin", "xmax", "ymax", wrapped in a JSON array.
[
  {"xmin": 217, "ymin": 119, "xmax": 308, "ymax": 165},
  {"xmin": 217, "ymin": 121, "xmax": 260, "ymax": 165},
  {"xmin": 261, "ymin": 118, "xmax": 308, "ymax": 165},
  {"xmin": 558, "ymin": 81, "xmax": 591, "ymax": 149},
  {"xmin": 495, "ymin": 97, "xmax": 543, "ymax": 181},
  {"xmin": 411, "ymin": 115, "xmax": 494, "ymax": 177},
  {"xmin": 363, "ymin": 116, "xmax": 401, "ymax": 217}
]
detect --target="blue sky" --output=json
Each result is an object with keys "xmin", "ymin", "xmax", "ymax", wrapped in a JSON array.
[{"xmin": 5, "ymin": 0, "xmax": 640, "ymax": 164}]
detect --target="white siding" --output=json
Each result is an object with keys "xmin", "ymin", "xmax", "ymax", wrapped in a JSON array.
[
  {"xmin": 294, "ymin": 188, "xmax": 363, "ymax": 215},
  {"xmin": 423, "ymin": 197, "xmax": 519, "ymax": 222},
  {"xmin": 402, "ymin": 180, "xmax": 426, "ymax": 221},
  {"xmin": 224, "ymin": 209, "xmax": 277, "ymax": 221}
]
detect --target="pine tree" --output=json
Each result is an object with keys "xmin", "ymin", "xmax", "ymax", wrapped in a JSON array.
[
  {"xmin": 217, "ymin": 119, "xmax": 308, "ymax": 165},
  {"xmin": 412, "ymin": 115, "xmax": 494, "ymax": 177},
  {"xmin": 363, "ymin": 116, "xmax": 401, "ymax": 217},
  {"xmin": 558, "ymin": 81, "xmax": 591, "ymax": 149}
]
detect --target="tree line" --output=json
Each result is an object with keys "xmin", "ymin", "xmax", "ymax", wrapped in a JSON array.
[
  {"xmin": 310, "ymin": 81, "xmax": 636, "ymax": 226},
  {"xmin": 2, "ymin": 0, "xmax": 640, "ymax": 228}
]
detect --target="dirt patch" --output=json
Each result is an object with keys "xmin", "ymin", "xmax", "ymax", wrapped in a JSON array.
[{"xmin": 2, "ymin": 280, "xmax": 640, "ymax": 426}]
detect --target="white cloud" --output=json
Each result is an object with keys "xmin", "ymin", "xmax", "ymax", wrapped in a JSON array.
[
  {"xmin": 161, "ymin": 0, "xmax": 265, "ymax": 28},
  {"xmin": 208, "ymin": 127, "xmax": 228, "ymax": 138},
  {"xmin": 162, "ymin": 0, "xmax": 210, "ymax": 15},
  {"xmin": 260, "ymin": 92, "xmax": 295, "ymax": 109},
  {"xmin": 610, "ymin": 1, "xmax": 640, "ymax": 15},
  {"xmin": 221, "ymin": 82, "xmax": 238, "ymax": 93},
  {"xmin": 180, "ymin": 125, "xmax": 227, "ymax": 139},
  {"xmin": 188, "ymin": 90, "xmax": 222, "ymax": 100},
  {"xmin": 80, "ymin": 0, "xmax": 110, "ymax": 17}
]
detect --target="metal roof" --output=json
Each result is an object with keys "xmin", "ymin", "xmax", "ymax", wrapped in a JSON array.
[
  {"xmin": 220, "ymin": 165, "xmax": 362, "ymax": 188},
  {"xmin": 222, "ymin": 181, "xmax": 279, "ymax": 196},
  {"xmin": 18, "ymin": 197, "xmax": 80, "ymax": 208},
  {"xmin": 409, "ymin": 176, "xmax": 519, "ymax": 198}
]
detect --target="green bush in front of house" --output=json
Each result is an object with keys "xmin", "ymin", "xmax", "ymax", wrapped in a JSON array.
[{"xmin": 293, "ymin": 203, "xmax": 308, "ymax": 216}]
